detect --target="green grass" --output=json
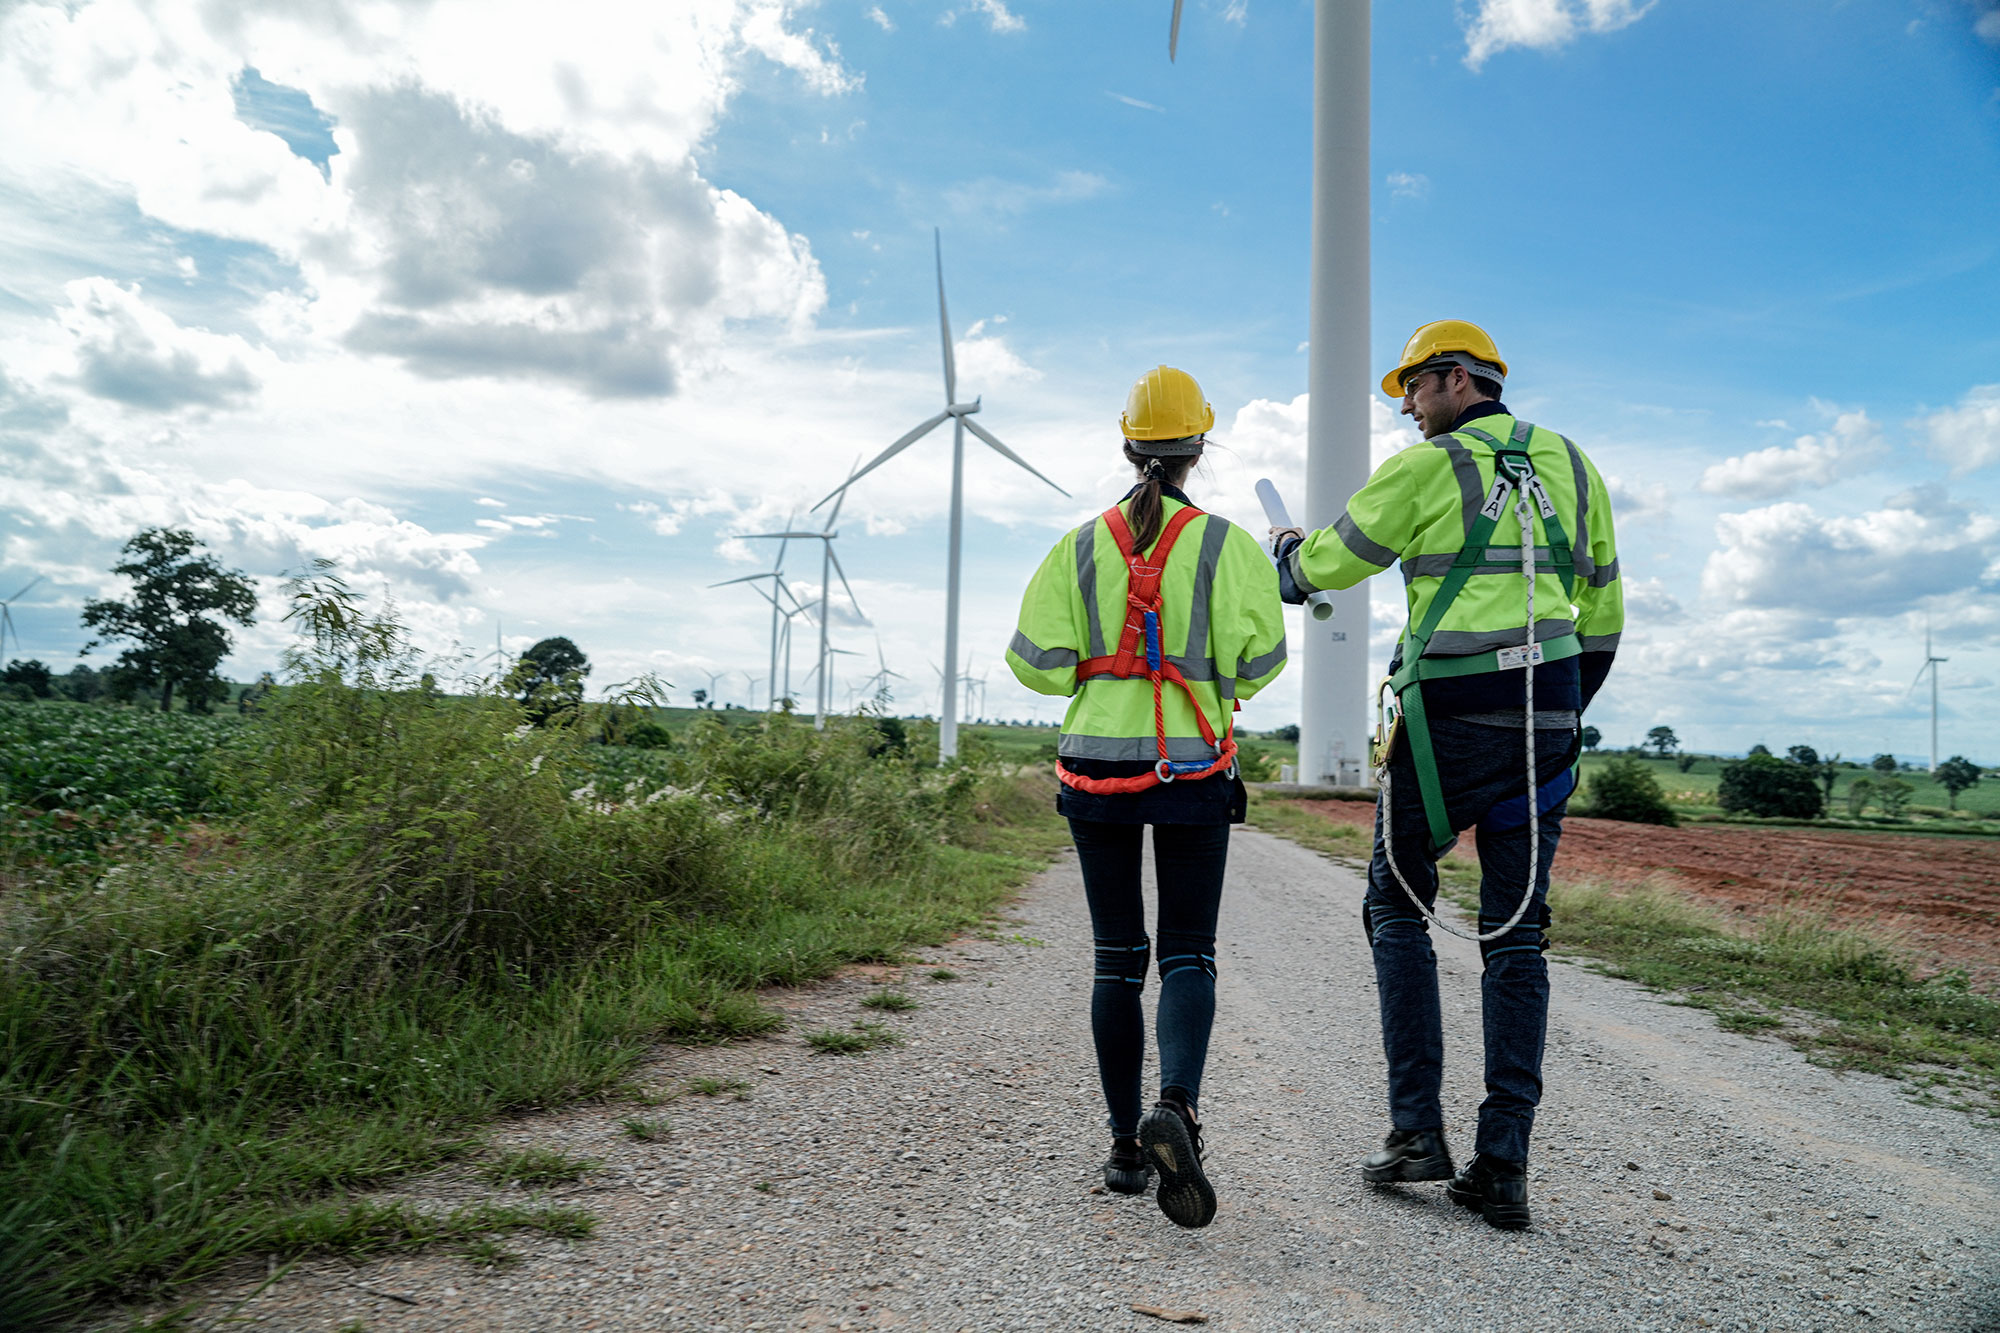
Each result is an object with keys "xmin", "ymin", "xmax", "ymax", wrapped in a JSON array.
[
  {"xmin": 1249, "ymin": 791, "xmax": 1997, "ymax": 1117},
  {"xmin": 1543, "ymin": 878, "xmax": 2000, "ymax": 1112},
  {"xmin": 477, "ymin": 1148, "xmax": 600, "ymax": 1187},
  {"xmin": 461, "ymin": 1238, "xmax": 520, "ymax": 1268},
  {"xmin": 0, "ymin": 583, "xmax": 1067, "ymax": 1328},
  {"xmin": 686, "ymin": 1076, "xmax": 751, "ymax": 1098},
  {"xmin": 618, "ymin": 1116, "xmax": 673, "ymax": 1142},
  {"xmin": 861, "ymin": 989, "xmax": 919, "ymax": 1011},
  {"xmin": 804, "ymin": 1021, "xmax": 903, "ymax": 1055},
  {"xmin": 926, "ymin": 968, "xmax": 960, "ymax": 982}
]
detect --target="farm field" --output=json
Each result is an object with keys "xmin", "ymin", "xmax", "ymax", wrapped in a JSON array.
[
  {"xmin": 1576, "ymin": 751, "xmax": 1999, "ymax": 819},
  {"xmin": 1282, "ymin": 796, "xmax": 2000, "ymax": 993}
]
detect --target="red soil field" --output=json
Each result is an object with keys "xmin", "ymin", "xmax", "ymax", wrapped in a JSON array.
[{"xmin": 1283, "ymin": 798, "xmax": 2000, "ymax": 992}]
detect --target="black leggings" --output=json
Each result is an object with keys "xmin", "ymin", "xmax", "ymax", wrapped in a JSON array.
[{"xmin": 1067, "ymin": 819, "xmax": 1230, "ymax": 1137}]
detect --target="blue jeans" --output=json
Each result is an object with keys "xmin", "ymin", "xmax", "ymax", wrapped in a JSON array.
[
  {"xmin": 1068, "ymin": 819, "xmax": 1230, "ymax": 1138},
  {"xmin": 1365, "ymin": 716, "xmax": 1578, "ymax": 1165}
]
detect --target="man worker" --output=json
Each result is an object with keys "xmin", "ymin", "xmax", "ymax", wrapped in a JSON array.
[{"xmin": 1268, "ymin": 321, "xmax": 1622, "ymax": 1231}]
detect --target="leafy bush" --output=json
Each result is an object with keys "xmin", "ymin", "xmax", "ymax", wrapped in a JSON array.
[
  {"xmin": 0, "ymin": 568, "xmax": 1053, "ymax": 1325},
  {"xmin": 1581, "ymin": 756, "xmax": 1678, "ymax": 825},
  {"xmin": 1718, "ymin": 753, "xmax": 1823, "ymax": 819},
  {"xmin": 1844, "ymin": 776, "xmax": 1874, "ymax": 818},
  {"xmin": 1874, "ymin": 776, "xmax": 1914, "ymax": 819},
  {"xmin": 624, "ymin": 719, "xmax": 674, "ymax": 749}
]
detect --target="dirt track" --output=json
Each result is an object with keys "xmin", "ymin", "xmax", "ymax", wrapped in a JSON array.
[{"xmin": 1290, "ymin": 800, "xmax": 2000, "ymax": 992}]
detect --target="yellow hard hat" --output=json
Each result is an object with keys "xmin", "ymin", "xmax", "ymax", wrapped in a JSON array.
[
  {"xmin": 1380, "ymin": 320, "xmax": 1509, "ymax": 398},
  {"xmin": 1121, "ymin": 365, "xmax": 1215, "ymax": 443}
]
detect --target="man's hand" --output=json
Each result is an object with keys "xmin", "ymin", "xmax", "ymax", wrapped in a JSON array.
[{"xmin": 1267, "ymin": 525, "xmax": 1304, "ymax": 559}]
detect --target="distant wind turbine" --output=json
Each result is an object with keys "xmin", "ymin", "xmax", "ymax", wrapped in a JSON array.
[
  {"xmin": 813, "ymin": 229, "xmax": 1068, "ymax": 763},
  {"xmin": 710, "ymin": 514, "xmax": 807, "ymax": 713},
  {"xmin": 1907, "ymin": 621, "xmax": 1949, "ymax": 772},
  {"xmin": 0, "ymin": 576, "xmax": 45, "ymax": 664},
  {"xmin": 747, "ymin": 470, "xmax": 865, "ymax": 730}
]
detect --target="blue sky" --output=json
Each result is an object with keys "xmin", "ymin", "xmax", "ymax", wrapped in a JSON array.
[{"xmin": 1, "ymin": 0, "xmax": 1996, "ymax": 764}]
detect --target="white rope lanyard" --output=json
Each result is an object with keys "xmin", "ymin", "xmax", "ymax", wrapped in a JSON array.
[{"xmin": 1375, "ymin": 465, "xmax": 1543, "ymax": 944}]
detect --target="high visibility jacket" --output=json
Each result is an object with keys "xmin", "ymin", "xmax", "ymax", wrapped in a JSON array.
[
  {"xmin": 1285, "ymin": 413, "xmax": 1623, "ymax": 668},
  {"xmin": 1008, "ymin": 496, "xmax": 1288, "ymax": 763}
]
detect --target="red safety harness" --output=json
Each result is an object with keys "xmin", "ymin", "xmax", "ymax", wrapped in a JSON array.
[{"xmin": 1056, "ymin": 503, "xmax": 1239, "ymax": 796}]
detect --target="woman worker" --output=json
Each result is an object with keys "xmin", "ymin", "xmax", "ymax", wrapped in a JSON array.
[{"xmin": 1005, "ymin": 365, "xmax": 1288, "ymax": 1229}]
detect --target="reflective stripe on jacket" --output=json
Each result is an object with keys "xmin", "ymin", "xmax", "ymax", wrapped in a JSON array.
[
  {"xmin": 1007, "ymin": 497, "xmax": 1288, "ymax": 761},
  {"xmin": 1285, "ymin": 414, "xmax": 1623, "ymax": 660}
]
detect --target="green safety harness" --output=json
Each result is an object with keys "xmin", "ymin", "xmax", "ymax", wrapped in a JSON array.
[{"xmin": 1372, "ymin": 418, "xmax": 1581, "ymax": 943}]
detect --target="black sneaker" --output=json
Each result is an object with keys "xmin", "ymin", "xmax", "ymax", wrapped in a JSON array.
[
  {"xmin": 1360, "ymin": 1127, "xmax": 1454, "ymax": 1183},
  {"xmin": 1104, "ymin": 1137, "xmax": 1150, "ymax": 1195},
  {"xmin": 1446, "ymin": 1153, "xmax": 1531, "ymax": 1230},
  {"xmin": 1138, "ymin": 1099, "xmax": 1216, "ymax": 1229}
]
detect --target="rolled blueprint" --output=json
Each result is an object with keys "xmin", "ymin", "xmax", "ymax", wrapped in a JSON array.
[{"xmin": 1255, "ymin": 479, "xmax": 1337, "ymax": 621}]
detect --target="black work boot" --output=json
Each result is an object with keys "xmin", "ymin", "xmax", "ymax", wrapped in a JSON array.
[
  {"xmin": 1446, "ymin": 1153, "xmax": 1531, "ymax": 1230},
  {"xmin": 1138, "ymin": 1095, "xmax": 1216, "ymax": 1229},
  {"xmin": 1103, "ymin": 1136, "xmax": 1151, "ymax": 1195},
  {"xmin": 1360, "ymin": 1128, "xmax": 1454, "ymax": 1183}
]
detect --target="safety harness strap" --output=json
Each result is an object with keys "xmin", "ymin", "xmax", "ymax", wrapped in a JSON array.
[
  {"xmin": 1388, "ymin": 421, "xmax": 1579, "ymax": 853},
  {"xmin": 1059, "ymin": 502, "xmax": 1237, "ymax": 796}
]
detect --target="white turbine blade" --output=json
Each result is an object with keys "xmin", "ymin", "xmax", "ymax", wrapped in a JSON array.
[
  {"xmin": 824, "ymin": 456, "xmax": 862, "ymax": 531},
  {"xmin": 827, "ymin": 548, "xmax": 865, "ymax": 620},
  {"xmin": 741, "ymin": 531, "xmax": 827, "ymax": 540},
  {"xmin": 935, "ymin": 228, "xmax": 957, "ymax": 404},
  {"xmin": 1169, "ymin": 0, "xmax": 1183, "ymax": 61},
  {"xmin": 4, "ymin": 575, "xmax": 44, "ymax": 603},
  {"xmin": 963, "ymin": 418, "xmax": 1071, "ymax": 496},
  {"xmin": 708, "ymin": 571, "xmax": 775, "ymax": 589},
  {"xmin": 811, "ymin": 412, "xmax": 951, "ymax": 511}
]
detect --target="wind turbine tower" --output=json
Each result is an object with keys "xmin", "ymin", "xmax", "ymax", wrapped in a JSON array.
[
  {"xmin": 1170, "ymin": 1, "xmax": 1370, "ymax": 785},
  {"xmin": 815, "ymin": 230, "xmax": 1069, "ymax": 763},
  {"xmin": 1911, "ymin": 622, "xmax": 1948, "ymax": 772}
]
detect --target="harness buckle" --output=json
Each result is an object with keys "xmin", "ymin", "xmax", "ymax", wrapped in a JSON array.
[{"xmin": 1153, "ymin": 757, "xmax": 1177, "ymax": 783}]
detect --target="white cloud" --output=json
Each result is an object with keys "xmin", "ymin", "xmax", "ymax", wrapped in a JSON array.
[
  {"xmin": 1107, "ymin": 91, "xmax": 1167, "ymax": 113},
  {"xmin": 954, "ymin": 319, "xmax": 1041, "ymax": 389},
  {"xmin": 0, "ymin": 1, "xmax": 846, "ymax": 401},
  {"xmin": 1220, "ymin": 1, "xmax": 1251, "ymax": 26},
  {"xmin": 1386, "ymin": 171, "xmax": 1430, "ymax": 200},
  {"xmin": 943, "ymin": 170, "xmax": 1110, "ymax": 220},
  {"xmin": 55, "ymin": 278, "xmax": 264, "ymax": 410},
  {"xmin": 1462, "ymin": 0, "xmax": 1655, "ymax": 71},
  {"xmin": 1916, "ymin": 384, "xmax": 2000, "ymax": 477},
  {"xmin": 1700, "ymin": 487, "xmax": 2000, "ymax": 621},
  {"xmin": 1978, "ymin": 5, "xmax": 2000, "ymax": 45},
  {"xmin": 866, "ymin": 6, "xmax": 895, "ymax": 32},
  {"xmin": 1604, "ymin": 473, "xmax": 1671, "ymax": 523},
  {"xmin": 1192, "ymin": 393, "xmax": 1424, "ymax": 540},
  {"xmin": 965, "ymin": 0, "xmax": 1026, "ymax": 34},
  {"xmin": 1697, "ymin": 408, "xmax": 1883, "ymax": 500}
]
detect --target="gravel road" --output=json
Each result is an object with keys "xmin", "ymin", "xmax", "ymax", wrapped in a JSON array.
[{"xmin": 129, "ymin": 827, "xmax": 1999, "ymax": 1333}]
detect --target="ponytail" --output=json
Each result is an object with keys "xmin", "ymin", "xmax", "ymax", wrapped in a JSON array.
[
  {"xmin": 1121, "ymin": 444, "xmax": 1198, "ymax": 552},
  {"xmin": 1129, "ymin": 456, "xmax": 1168, "ymax": 552}
]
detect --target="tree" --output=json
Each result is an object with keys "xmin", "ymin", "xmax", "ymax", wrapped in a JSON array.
[
  {"xmin": 512, "ymin": 636, "xmax": 590, "ymax": 725},
  {"xmin": 1787, "ymin": 744, "xmax": 1819, "ymax": 767},
  {"xmin": 1645, "ymin": 725, "xmax": 1679, "ymax": 757},
  {"xmin": 1582, "ymin": 756, "xmax": 1678, "ymax": 825},
  {"xmin": 58, "ymin": 662, "xmax": 107, "ymax": 703},
  {"xmin": 80, "ymin": 528, "xmax": 256, "ymax": 712},
  {"xmin": 1675, "ymin": 753, "xmax": 1698, "ymax": 773},
  {"xmin": 1, "ymin": 658, "xmax": 54, "ymax": 699},
  {"xmin": 1748, "ymin": 743, "xmax": 1772, "ymax": 757},
  {"xmin": 1844, "ymin": 776, "xmax": 1874, "ymax": 818},
  {"xmin": 1581, "ymin": 724, "xmax": 1601, "ymax": 753},
  {"xmin": 1871, "ymin": 753, "xmax": 1899, "ymax": 775},
  {"xmin": 1874, "ymin": 776, "xmax": 1914, "ymax": 819},
  {"xmin": 1718, "ymin": 753, "xmax": 1823, "ymax": 819},
  {"xmin": 1935, "ymin": 756, "xmax": 1982, "ymax": 811}
]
